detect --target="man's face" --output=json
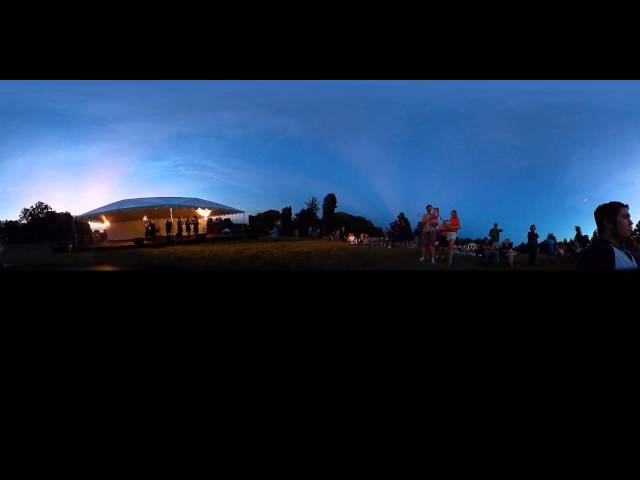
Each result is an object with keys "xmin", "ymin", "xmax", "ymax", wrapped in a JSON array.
[{"xmin": 615, "ymin": 207, "xmax": 633, "ymax": 239}]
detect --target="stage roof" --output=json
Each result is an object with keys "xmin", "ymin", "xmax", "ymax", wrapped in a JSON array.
[{"xmin": 76, "ymin": 197, "xmax": 244, "ymax": 222}]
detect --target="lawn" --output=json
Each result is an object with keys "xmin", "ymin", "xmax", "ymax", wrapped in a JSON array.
[{"xmin": 1, "ymin": 239, "xmax": 578, "ymax": 271}]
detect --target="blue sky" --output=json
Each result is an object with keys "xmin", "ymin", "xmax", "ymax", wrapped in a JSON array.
[{"xmin": 1, "ymin": 80, "xmax": 638, "ymax": 243}]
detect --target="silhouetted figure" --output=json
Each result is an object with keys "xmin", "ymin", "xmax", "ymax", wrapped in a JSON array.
[
  {"xmin": 502, "ymin": 239, "xmax": 517, "ymax": 269},
  {"xmin": 527, "ymin": 224, "xmax": 539, "ymax": 266},
  {"xmin": 149, "ymin": 218, "xmax": 157, "ymax": 240},
  {"xmin": 547, "ymin": 234, "xmax": 557, "ymax": 263},
  {"xmin": 177, "ymin": 218, "xmax": 183, "ymax": 239},
  {"xmin": 443, "ymin": 210, "xmax": 461, "ymax": 267},
  {"xmin": 165, "ymin": 219, "xmax": 172, "ymax": 239},
  {"xmin": 489, "ymin": 223, "xmax": 503, "ymax": 250},
  {"xmin": 574, "ymin": 226, "xmax": 583, "ymax": 250},
  {"xmin": 193, "ymin": 217, "xmax": 199, "ymax": 236},
  {"xmin": 185, "ymin": 218, "xmax": 192, "ymax": 237},
  {"xmin": 574, "ymin": 226, "xmax": 590, "ymax": 254},
  {"xmin": 480, "ymin": 238, "xmax": 497, "ymax": 266}
]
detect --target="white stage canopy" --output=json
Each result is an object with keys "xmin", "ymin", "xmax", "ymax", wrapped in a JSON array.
[{"xmin": 76, "ymin": 197, "xmax": 244, "ymax": 223}]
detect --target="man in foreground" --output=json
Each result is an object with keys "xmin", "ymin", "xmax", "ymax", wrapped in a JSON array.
[{"xmin": 577, "ymin": 201, "xmax": 637, "ymax": 271}]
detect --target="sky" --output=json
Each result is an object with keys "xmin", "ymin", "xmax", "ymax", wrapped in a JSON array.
[{"xmin": 0, "ymin": 80, "xmax": 638, "ymax": 243}]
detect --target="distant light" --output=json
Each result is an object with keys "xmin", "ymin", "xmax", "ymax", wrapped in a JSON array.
[
  {"xmin": 89, "ymin": 215, "xmax": 110, "ymax": 231},
  {"xmin": 196, "ymin": 208, "xmax": 211, "ymax": 218},
  {"xmin": 584, "ymin": 198, "xmax": 588, "ymax": 203}
]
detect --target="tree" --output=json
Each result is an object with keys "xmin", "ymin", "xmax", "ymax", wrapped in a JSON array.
[
  {"xmin": 10, "ymin": 201, "xmax": 86, "ymax": 244},
  {"xmin": 0, "ymin": 220, "xmax": 23, "ymax": 243},
  {"xmin": 413, "ymin": 219, "xmax": 424, "ymax": 239},
  {"xmin": 19, "ymin": 201, "xmax": 53, "ymax": 224},
  {"xmin": 74, "ymin": 220, "xmax": 93, "ymax": 247},
  {"xmin": 632, "ymin": 221, "xmax": 640, "ymax": 241},
  {"xmin": 334, "ymin": 212, "xmax": 382, "ymax": 236},
  {"xmin": 321, "ymin": 193, "xmax": 338, "ymax": 234},
  {"xmin": 305, "ymin": 197, "xmax": 320, "ymax": 217},
  {"xmin": 295, "ymin": 197, "xmax": 321, "ymax": 236},
  {"xmin": 280, "ymin": 206, "xmax": 293, "ymax": 236},
  {"xmin": 208, "ymin": 217, "xmax": 236, "ymax": 234},
  {"xmin": 249, "ymin": 210, "xmax": 280, "ymax": 235},
  {"xmin": 2, "ymin": 201, "xmax": 90, "ymax": 244}
]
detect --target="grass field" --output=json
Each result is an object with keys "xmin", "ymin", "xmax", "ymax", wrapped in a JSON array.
[{"xmin": 1, "ymin": 238, "xmax": 578, "ymax": 270}]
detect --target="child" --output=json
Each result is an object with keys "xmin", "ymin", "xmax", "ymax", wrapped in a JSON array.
[{"xmin": 503, "ymin": 239, "xmax": 517, "ymax": 270}]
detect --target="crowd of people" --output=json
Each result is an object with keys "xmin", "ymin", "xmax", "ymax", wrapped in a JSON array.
[
  {"xmin": 144, "ymin": 216, "xmax": 202, "ymax": 241},
  {"xmin": 416, "ymin": 201, "xmax": 638, "ymax": 271},
  {"xmin": 319, "ymin": 227, "xmax": 386, "ymax": 246},
  {"xmin": 264, "ymin": 200, "xmax": 639, "ymax": 271}
]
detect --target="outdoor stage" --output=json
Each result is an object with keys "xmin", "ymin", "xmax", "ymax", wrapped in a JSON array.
[{"xmin": 76, "ymin": 197, "xmax": 245, "ymax": 242}]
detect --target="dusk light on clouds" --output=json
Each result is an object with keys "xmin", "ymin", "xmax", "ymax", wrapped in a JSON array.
[{"xmin": 1, "ymin": 80, "xmax": 638, "ymax": 243}]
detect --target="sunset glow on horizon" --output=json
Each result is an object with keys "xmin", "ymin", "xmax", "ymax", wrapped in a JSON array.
[{"xmin": 1, "ymin": 80, "xmax": 638, "ymax": 243}]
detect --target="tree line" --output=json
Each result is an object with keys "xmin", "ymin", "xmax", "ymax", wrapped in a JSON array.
[
  {"xmin": 3, "ymin": 199, "xmax": 639, "ymax": 247},
  {"xmin": 248, "ymin": 193, "xmax": 384, "ymax": 237},
  {"xmin": 0, "ymin": 201, "xmax": 92, "ymax": 245}
]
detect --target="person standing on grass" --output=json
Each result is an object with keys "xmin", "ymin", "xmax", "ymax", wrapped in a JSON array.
[
  {"xmin": 503, "ymin": 239, "xmax": 517, "ymax": 270},
  {"xmin": 443, "ymin": 210, "xmax": 461, "ymax": 267},
  {"xmin": 419, "ymin": 205, "xmax": 438, "ymax": 264},
  {"xmin": 271, "ymin": 224, "xmax": 279, "ymax": 241},
  {"xmin": 185, "ymin": 217, "xmax": 192, "ymax": 237},
  {"xmin": 165, "ymin": 219, "xmax": 172, "ymax": 239},
  {"xmin": 176, "ymin": 218, "xmax": 183, "ymax": 239},
  {"xmin": 546, "ymin": 234, "xmax": 557, "ymax": 263},
  {"xmin": 489, "ymin": 223, "xmax": 503, "ymax": 251},
  {"xmin": 193, "ymin": 217, "xmax": 199, "ymax": 236},
  {"xmin": 527, "ymin": 225, "xmax": 539, "ymax": 267},
  {"xmin": 574, "ymin": 226, "xmax": 584, "ymax": 253},
  {"xmin": 578, "ymin": 201, "xmax": 638, "ymax": 271},
  {"xmin": 558, "ymin": 242, "xmax": 566, "ymax": 261},
  {"xmin": 149, "ymin": 218, "xmax": 157, "ymax": 240},
  {"xmin": 436, "ymin": 214, "xmax": 447, "ymax": 261}
]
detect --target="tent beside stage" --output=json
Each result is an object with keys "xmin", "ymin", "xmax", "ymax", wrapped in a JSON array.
[{"xmin": 75, "ymin": 197, "xmax": 244, "ymax": 241}]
